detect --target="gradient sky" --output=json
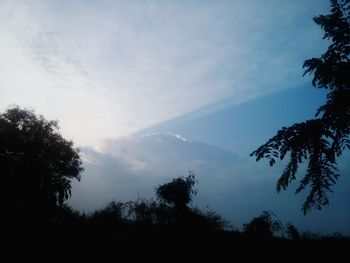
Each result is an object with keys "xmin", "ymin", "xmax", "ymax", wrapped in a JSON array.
[{"xmin": 0, "ymin": 0, "xmax": 330, "ymax": 148}]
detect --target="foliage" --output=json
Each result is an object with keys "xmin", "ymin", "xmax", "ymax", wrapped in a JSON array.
[
  {"xmin": 0, "ymin": 106, "xmax": 83, "ymax": 225},
  {"xmin": 89, "ymin": 201, "xmax": 126, "ymax": 232},
  {"xmin": 155, "ymin": 171, "xmax": 197, "ymax": 209},
  {"xmin": 243, "ymin": 211, "xmax": 282, "ymax": 239},
  {"xmin": 126, "ymin": 199, "xmax": 172, "ymax": 225},
  {"xmin": 286, "ymin": 223, "xmax": 300, "ymax": 240},
  {"xmin": 91, "ymin": 201, "xmax": 124, "ymax": 221},
  {"xmin": 251, "ymin": 0, "xmax": 350, "ymax": 213},
  {"xmin": 188, "ymin": 208, "xmax": 229, "ymax": 231}
]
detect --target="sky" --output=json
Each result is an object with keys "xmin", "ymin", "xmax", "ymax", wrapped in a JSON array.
[
  {"xmin": 0, "ymin": 0, "xmax": 330, "ymax": 148},
  {"xmin": 2, "ymin": 0, "xmax": 349, "ymax": 234}
]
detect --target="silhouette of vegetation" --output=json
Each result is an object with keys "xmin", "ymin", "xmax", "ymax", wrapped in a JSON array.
[
  {"xmin": 286, "ymin": 223, "xmax": 300, "ymax": 240},
  {"xmin": 77, "ymin": 190, "xmax": 229, "ymax": 243},
  {"xmin": 155, "ymin": 171, "xmax": 197, "ymax": 209},
  {"xmin": 243, "ymin": 211, "xmax": 282, "ymax": 240},
  {"xmin": 76, "ymin": 196, "xmax": 347, "ymax": 243},
  {"xmin": 0, "ymin": 106, "xmax": 83, "ymax": 232},
  {"xmin": 251, "ymin": 0, "xmax": 350, "ymax": 213},
  {"xmin": 90, "ymin": 201, "xmax": 124, "ymax": 225},
  {"xmin": 155, "ymin": 172, "xmax": 228, "ymax": 234}
]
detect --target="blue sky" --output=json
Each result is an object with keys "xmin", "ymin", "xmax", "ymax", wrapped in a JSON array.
[
  {"xmin": 140, "ymin": 84, "xmax": 328, "ymax": 156},
  {"xmin": 2, "ymin": 1, "xmax": 349, "ymax": 234}
]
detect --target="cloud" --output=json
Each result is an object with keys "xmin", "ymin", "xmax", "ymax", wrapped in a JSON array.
[
  {"xmin": 141, "ymin": 132, "xmax": 190, "ymax": 142},
  {"xmin": 0, "ymin": 0, "xmax": 329, "ymax": 146}
]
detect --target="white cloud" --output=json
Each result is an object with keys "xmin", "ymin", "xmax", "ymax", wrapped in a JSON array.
[
  {"xmin": 0, "ymin": 0, "xmax": 329, "ymax": 146},
  {"xmin": 141, "ymin": 132, "xmax": 190, "ymax": 142}
]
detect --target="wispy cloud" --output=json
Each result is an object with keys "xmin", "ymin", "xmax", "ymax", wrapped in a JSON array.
[{"xmin": 0, "ymin": 0, "xmax": 329, "ymax": 146}]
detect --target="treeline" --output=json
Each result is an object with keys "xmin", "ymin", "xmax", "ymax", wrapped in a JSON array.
[{"xmin": 46, "ymin": 186, "xmax": 348, "ymax": 244}]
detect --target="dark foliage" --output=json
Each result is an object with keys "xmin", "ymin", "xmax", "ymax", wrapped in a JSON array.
[
  {"xmin": 243, "ymin": 211, "xmax": 282, "ymax": 240},
  {"xmin": 0, "ymin": 106, "xmax": 83, "ymax": 230},
  {"xmin": 251, "ymin": 0, "xmax": 350, "ymax": 213},
  {"xmin": 286, "ymin": 223, "xmax": 300, "ymax": 240},
  {"xmin": 155, "ymin": 171, "xmax": 197, "ymax": 209}
]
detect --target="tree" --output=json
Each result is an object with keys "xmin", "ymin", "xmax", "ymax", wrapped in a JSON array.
[
  {"xmin": 155, "ymin": 173, "xmax": 228, "ymax": 233},
  {"xmin": 286, "ymin": 223, "xmax": 300, "ymax": 240},
  {"xmin": 251, "ymin": 0, "xmax": 350, "ymax": 213},
  {"xmin": 0, "ymin": 106, "xmax": 83, "ymax": 227},
  {"xmin": 89, "ymin": 201, "xmax": 125, "ymax": 229},
  {"xmin": 155, "ymin": 171, "xmax": 197, "ymax": 210},
  {"xmin": 243, "ymin": 211, "xmax": 282, "ymax": 240}
]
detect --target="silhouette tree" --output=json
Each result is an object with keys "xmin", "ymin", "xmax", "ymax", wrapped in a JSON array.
[
  {"xmin": 251, "ymin": 0, "xmax": 350, "ymax": 213},
  {"xmin": 286, "ymin": 223, "xmax": 300, "ymax": 240},
  {"xmin": 89, "ymin": 201, "xmax": 125, "ymax": 230},
  {"xmin": 155, "ymin": 172, "xmax": 229, "ymax": 235},
  {"xmin": 125, "ymin": 199, "xmax": 173, "ymax": 226},
  {"xmin": 155, "ymin": 171, "xmax": 197, "ymax": 210},
  {"xmin": 128, "ymin": 200, "xmax": 156, "ymax": 224},
  {"xmin": 0, "ymin": 106, "xmax": 83, "ymax": 228},
  {"xmin": 243, "ymin": 211, "xmax": 282, "ymax": 240}
]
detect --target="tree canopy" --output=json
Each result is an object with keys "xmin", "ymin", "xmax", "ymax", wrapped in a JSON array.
[
  {"xmin": 251, "ymin": 0, "xmax": 350, "ymax": 213},
  {"xmin": 0, "ymin": 106, "xmax": 83, "ymax": 226},
  {"xmin": 243, "ymin": 211, "xmax": 282, "ymax": 240},
  {"xmin": 155, "ymin": 171, "xmax": 197, "ymax": 209}
]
